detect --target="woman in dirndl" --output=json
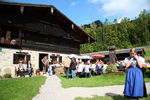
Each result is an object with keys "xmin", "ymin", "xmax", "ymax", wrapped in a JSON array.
[{"xmin": 123, "ymin": 48, "xmax": 147, "ymax": 100}]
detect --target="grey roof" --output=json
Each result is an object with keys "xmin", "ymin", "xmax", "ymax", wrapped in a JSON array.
[{"xmin": 81, "ymin": 47, "xmax": 145, "ymax": 56}]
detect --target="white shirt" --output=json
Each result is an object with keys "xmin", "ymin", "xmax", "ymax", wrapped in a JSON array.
[
  {"xmin": 90, "ymin": 64, "xmax": 96, "ymax": 70},
  {"xmin": 124, "ymin": 56, "xmax": 145, "ymax": 67},
  {"xmin": 84, "ymin": 65, "xmax": 90, "ymax": 73},
  {"xmin": 77, "ymin": 63, "xmax": 84, "ymax": 72}
]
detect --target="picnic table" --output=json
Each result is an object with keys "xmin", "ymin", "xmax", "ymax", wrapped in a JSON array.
[
  {"xmin": 143, "ymin": 66, "xmax": 150, "ymax": 68},
  {"xmin": 143, "ymin": 64, "xmax": 150, "ymax": 68}
]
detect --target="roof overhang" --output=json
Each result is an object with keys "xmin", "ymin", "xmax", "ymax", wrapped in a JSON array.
[{"xmin": 0, "ymin": 1, "xmax": 95, "ymax": 44}]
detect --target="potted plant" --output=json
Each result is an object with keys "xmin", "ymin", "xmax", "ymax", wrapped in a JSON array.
[
  {"xmin": 36, "ymin": 69, "xmax": 40, "ymax": 76},
  {"xmin": 106, "ymin": 64, "xmax": 118, "ymax": 74}
]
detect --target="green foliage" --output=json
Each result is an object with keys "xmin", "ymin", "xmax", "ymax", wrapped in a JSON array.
[
  {"xmin": 80, "ymin": 10, "xmax": 150, "ymax": 53},
  {"xmin": 145, "ymin": 49, "xmax": 150, "ymax": 58},
  {"xmin": 106, "ymin": 64, "xmax": 118, "ymax": 73},
  {"xmin": 80, "ymin": 43, "xmax": 94, "ymax": 53},
  {"xmin": 3, "ymin": 73, "xmax": 11, "ymax": 78},
  {"xmin": 0, "ymin": 76, "xmax": 46, "ymax": 100}
]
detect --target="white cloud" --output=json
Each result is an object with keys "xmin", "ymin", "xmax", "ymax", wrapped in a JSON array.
[
  {"xmin": 88, "ymin": 0, "xmax": 101, "ymax": 3},
  {"xmin": 89, "ymin": 0, "xmax": 150, "ymax": 19},
  {"xmin": 88, "ymin": 0, "xmax": 110, "ymax": 3},
  {"xmin": 70, "ymin": 2, "xmax": 76, "ymax": 6}
]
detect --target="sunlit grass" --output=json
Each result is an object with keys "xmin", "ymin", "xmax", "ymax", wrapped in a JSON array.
[
  {"xmin": 0, "ymin": 76, "xmax": 46, "ymax": 100},
  {"xmin": 57, "ymin": 72, "xmax": 150, "ymax": 88}
]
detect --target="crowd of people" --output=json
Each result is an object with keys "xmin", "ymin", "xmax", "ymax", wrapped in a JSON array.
[
  {"xmin": 15, "ymin": 57, "xmax": 127, "ymax": 78},
  {"xmin": 15, "ymin": 52, "xmax": 150, "ymax": 79},
  {"xmin": 62, "ymin": 56, "xmax": 108, "ymax": 79}
]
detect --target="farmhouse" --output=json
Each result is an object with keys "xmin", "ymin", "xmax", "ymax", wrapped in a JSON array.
[{"xmin": 0, "ymin": 2, "xmax": 94, "ymax": 76}]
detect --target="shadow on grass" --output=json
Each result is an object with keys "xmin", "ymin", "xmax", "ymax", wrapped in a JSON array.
[
  {"xmin": 58, "ymin": 74, "xmax": 90, "ymax": 79},
  {"xmin": 105, "ymin": 93, "xmax": 150, "ymax": 100},
  {"xmin": 58, "ymin": 74, "xmax": 72, "ymax": 79},
  {"xmin": 105, "ymin": 93, "xmax": 129, "ymax": 100}
]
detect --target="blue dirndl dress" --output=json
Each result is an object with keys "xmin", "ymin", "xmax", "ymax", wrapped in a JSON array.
[{"xmin": 123, "ymin": 57, "xmax": 147, "ymax": 98}]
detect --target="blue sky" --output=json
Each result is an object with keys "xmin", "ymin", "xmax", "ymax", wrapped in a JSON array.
[{"xmin": 2, "ymin": 0, "xmax": 150, "ymax": 26}]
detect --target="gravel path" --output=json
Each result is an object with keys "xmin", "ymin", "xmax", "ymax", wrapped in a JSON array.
[{"xmin": 33, "ymin": 75, "xmax": 150, "ymax": 100}]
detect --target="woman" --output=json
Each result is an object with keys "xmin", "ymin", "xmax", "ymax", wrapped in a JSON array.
[
  {"xmin": 124, "ymin": 48, "xmax": 147, "ymax": 99},
  {"xmin": 77, "ymin": 62, "xmax": 84, "ymax": 78},
  {"xmin": 84, "ymin": 62, "xmax": 91, "ymax": 78},
  {"xmin": 17, "ymin": 60, "xmax": 25, "ymax": 77}
]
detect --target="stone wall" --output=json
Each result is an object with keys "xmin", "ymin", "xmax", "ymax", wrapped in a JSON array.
[{"xmin": 0, "ymin": 47, "xmax": 68, "ymax": 77}]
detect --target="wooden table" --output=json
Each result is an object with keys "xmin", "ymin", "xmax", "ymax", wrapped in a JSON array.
[{"xmin": 143, "ymin": 65, "xmax": 150, "ymax": 68}]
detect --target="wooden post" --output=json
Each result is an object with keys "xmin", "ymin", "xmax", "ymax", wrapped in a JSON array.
[
  {"xmin": 108, "ymin": 46, "xmax": 117, "ymax": 64},
  {"xmin": 19, "ymin": 28, "xmax": 23, "ymax": 49}
]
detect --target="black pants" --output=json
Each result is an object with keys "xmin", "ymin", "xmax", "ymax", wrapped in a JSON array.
[
  {"xmin": 85, "ymin": 72, "xmax": 91, "ymax": 78},
  {"xmin": 19, "ymin": 70, "xmax": 25, "ymax": 77},
  {"xmin": 52, "ymin": 66, "xmax": 55, "ymax": 74}
]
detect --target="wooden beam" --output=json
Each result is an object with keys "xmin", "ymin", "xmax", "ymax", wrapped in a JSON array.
[
  {"xmin": 22, "ymin": 40, "xmax": 80, "ymax": 54},
  {"xmin": 2, "ymin": 22, "xmax": 83, "ymax": 43}
]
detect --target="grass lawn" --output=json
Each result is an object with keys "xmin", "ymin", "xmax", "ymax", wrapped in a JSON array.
[
  {"xmin": 0, "ymin": 76, "xmax": 46, "ymax": 100},
  {"xmin": 145, "ymin": 49, "xmax": 150, "ymax": 58},
  {"xmin": 57, "ymin": 70, "xmax": 150, "ymax": 88},
  {"xmin": 75, "ymin": 94, "xmax": 150, "ymax": 100}
]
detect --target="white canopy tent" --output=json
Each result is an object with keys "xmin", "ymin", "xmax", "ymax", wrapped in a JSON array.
[
  {"xmin": 80, "ymin": 55, "xmax": 93, "ymax": 59},
  {"xmin": 68, "ymin": 54, "xmax": 92, "ymax": 59},
  {"xmin": 69, "ymin": 54, "xmax": 80, "ymax": 58}
]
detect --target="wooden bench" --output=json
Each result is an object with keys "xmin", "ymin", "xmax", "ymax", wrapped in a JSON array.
[{"xmin": 15, "ymin": 68, "xmax": 33, "ymax": 77}]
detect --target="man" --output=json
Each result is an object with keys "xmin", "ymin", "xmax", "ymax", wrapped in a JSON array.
[
  {"xmin": 41, "ymin": 56, "xmax": 49, "ymax": 74},
  {"xmin": 48, "ymin": 59, "xmax": 53, "ymax": 76},
  {"xmin": 62, "ymin": 56, "xmax": 71, "ymax": 79},
  {"xmin": 70, "ymin": 57, "xmax": 77, "ymax": 79},
  {"xmin": 27, "ymin": 60, "xmax": 33, "ymax": 77}
]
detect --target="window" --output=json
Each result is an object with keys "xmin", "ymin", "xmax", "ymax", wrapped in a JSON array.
[
  {"xmin": 50, "ymin": 55, "xmax": 57, "ymax": 64},
  {"xmin": 13, "ymin": 53, "xmax": 31, "ymax": 64},
  {"xmin": 50, "ymin": 54, "xmax": 62, "ymax": 64}
]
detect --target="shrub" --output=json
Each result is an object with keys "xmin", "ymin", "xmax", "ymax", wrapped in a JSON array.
[
  {"xmin": 3, "ymin": 73, "xmax": 11, "ymax": 78},
  {"xmin": 106, "ymin": 64, "xmax": 118, "ymax": 73}
]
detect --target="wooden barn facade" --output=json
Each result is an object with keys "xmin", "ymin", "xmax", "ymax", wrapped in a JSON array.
[{"xmin": 0, "ymin": 2, "xmax": 94, "ymax": 76}]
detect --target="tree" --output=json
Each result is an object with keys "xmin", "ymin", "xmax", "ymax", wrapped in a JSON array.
[{"xmin": 80, "ymin": 10, "xmax": 150, "ymax": 54}]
